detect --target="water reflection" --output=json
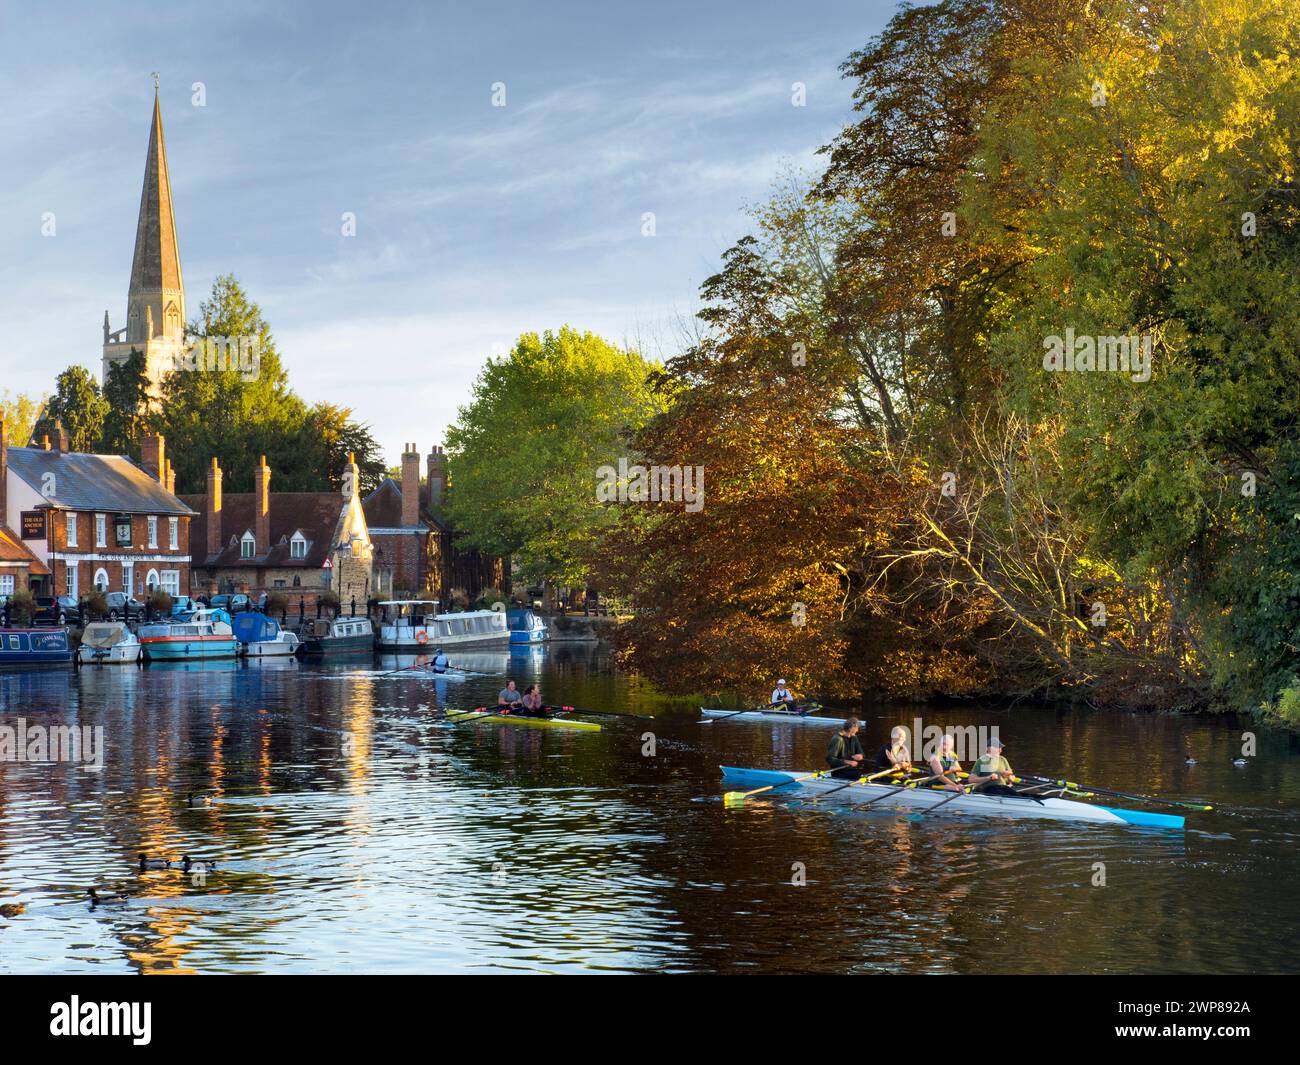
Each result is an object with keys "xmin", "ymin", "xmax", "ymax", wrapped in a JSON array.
[{"xmin": 0, "ymin": 646, "xmax": 1296, "ymax": 973}]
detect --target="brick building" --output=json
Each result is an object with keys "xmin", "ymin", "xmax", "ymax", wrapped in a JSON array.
[
  {"xmin": 0, "ymin": 422, "xmax": 193, "ymax": 600},
  {"xmin": 182, "ymin": 452, "xmax": 380, "ymax": 610},
  {"xmin": 363, "ymin": 443, "xmax": 504, "ymax": 605}
]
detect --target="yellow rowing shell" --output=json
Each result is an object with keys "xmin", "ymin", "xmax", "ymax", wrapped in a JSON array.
[{"xmin": 443, "ymin": 710, "xmax": 601, "ymax": 732}]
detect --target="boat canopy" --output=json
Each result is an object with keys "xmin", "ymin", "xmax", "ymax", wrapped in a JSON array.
[
  {"xmin": 506, "ymin": 609, "xmax": 542, "ymax": 630},
  {"xmin": 232, "ymin": 613, "xmax": 280, "ymax": 644},
  {"xmin": 81, "ymin": 622, "xmax": 130, "ymax": 648}
]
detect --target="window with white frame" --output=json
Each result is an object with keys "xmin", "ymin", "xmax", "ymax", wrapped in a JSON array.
[
  {"xmin": 148, "ymin": 516, "xmax": 158, "ymax": 548},
  {"xmin": 241, "ymin": 531, "xmax": 255, "ymax": 559},
  {"xmin": 95, "ymin": 513, "xmax": 106, "ymax": 547},
  {"xmin": 66, "ymin": 564, "xmax": 77, "ymax": 598},
  {"xmin": 0, "ymin": 575, "xmax": 14, "ymax": 597},
  {"xmin": 290, "ymin": 532, "xmax": 307, "ymax": 559},
  {"xmin": 169, "ymin": 517, "xmax": 179, "ymax": 550},
  {"xmin": 160, "ymin": 570, "xmax": 180, "ymax": 597},
  {"xmin": 146, "ymin": 568, "xmax": 160, "ymax": 591},
  {"xmin": 93, "ymin": 568, "xmax": 109, "ymax": 591},
  {"xmin": 66, "ymin": 512, "xmax": 77, "ymax": 547}
]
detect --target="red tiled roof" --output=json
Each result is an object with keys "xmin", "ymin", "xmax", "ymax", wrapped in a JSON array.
[
  {"xmin": 362, "ymin": 478, "xmax": 448, "ymax": 532},
  {"xmin": 0, "ymin": 525, "xmax": 49, "ymax": 574},
  {"xmin": 178, "ymin": 493, "xmax": 345, "ymax": 569}
]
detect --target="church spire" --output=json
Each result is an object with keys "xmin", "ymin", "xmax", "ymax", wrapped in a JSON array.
[{"xmin": 125, "ymin": 80, "xmax": 185, "ymax": 344}]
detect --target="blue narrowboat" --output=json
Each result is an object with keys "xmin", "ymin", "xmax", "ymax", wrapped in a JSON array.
[{"xmin": 0, "ymin": 628, "xmax": 74, "ymax": 668}]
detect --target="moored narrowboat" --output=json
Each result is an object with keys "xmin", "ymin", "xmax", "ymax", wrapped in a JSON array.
[
  {"xmin": 376, "ymin": 600, "xmax": 510, "ymax": 650},
  {"xmin": 0, "ymin": 628, "xmax": 74, "ymax": 669},
  {"xmin": 295, "ymin": 615, "xmax": 374, "ymax": 656}
]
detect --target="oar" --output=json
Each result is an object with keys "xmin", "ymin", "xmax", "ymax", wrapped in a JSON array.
[
  {"xmin": 905, "ymin": 784, "xmax": 972, "ymax": 821},
  {"xmin": 553, "ymin": 704, "xmax": 654, "ymax": 721},
  {"xmin": 728, "ymin": 765, "xmax": 909, "ymax": 809},
  {"xmin": 842, "ymin": 771, "xmax": 950, "ymax": 811},
  {"xmin": 1016, "ymin": 773, "xmax": 1213, "ymax": 811},
  {"xmin": 380, "ymin": 660, "xmax": 473, "ymax": 678},
  {"xmin": 379, "ymin": 662, "xmax": 426, "ymax": 678},
  {"xmin": 806, "ymin": 765, "xmax": 918, "ymax": 803},
  {"xmin": 724, "ymin": 769, "xmax": 839, "ymax": 807}
]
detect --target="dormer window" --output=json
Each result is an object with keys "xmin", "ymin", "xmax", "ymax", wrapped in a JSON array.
[
  {"xmin": 290, "ymin": 532, "xmax": 307, "ymax": 560},
  {"xmin": 240, "ymin": 531, "xmax": 255, "ymax": 559}
]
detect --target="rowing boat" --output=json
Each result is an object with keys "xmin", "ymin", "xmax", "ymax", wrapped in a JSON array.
[
  {"xmin": 405, "ymin": 668, "xmax": 486, "ymax": 682},
  {"xmin": 720, "ymin": 767, "xmax": 1184, "ymax": 829},
  {"xmin": 700, "ymin": 707, "xmax": 844, "ymax": 726},
  {"xmin": 443, "ymin": 708, "xmax": 601, "ymax": 732}
]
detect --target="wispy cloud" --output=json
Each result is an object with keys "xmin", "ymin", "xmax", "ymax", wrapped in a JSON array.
[{"xmin": 0, "ymin": 0, "xmax": 891, "ymax": 460}]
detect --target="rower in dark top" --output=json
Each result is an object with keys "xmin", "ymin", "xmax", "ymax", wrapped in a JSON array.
[
  {"xmin": 826, "ymin": 717, "xmax": 866, "ymax": 779},
  {"xmin": 432, "ymin": 647, "xmax": 449, "ymax": 674},
  {"xmin": 517, "ymin": 684, "xmax": 546, "ymax": 718},
  {"xmin": 874, "ymin": 726, "xmax": 913, "ymax": 775}
]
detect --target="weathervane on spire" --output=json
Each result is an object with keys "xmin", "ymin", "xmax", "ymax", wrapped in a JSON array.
[{"xmin": 151, "ymin": 71, "xmax": 159, "ymax": 92}]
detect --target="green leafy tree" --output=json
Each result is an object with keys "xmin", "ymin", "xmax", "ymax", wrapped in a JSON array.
[
  {"xmin": 34, "ymin": 367, "xmax": 108, "ymax": 452},
  {"xmin": 101, "ymin": 350, "xmax": 150, "ymax": 456},
  {"xmin": 150, "ymin": 275, "xmax": 384, "ymax": 493},
  {"xmin": 443, "ymin": 327, "xmax": 665, "ymax": 590}
]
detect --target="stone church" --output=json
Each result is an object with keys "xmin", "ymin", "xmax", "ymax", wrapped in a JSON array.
[
  {"xmin": 95, "ymin": 84, "xmax": 503, "ymax": 611},
  {"xmin": 101, "ymin": 83, "xmax": 187, "ymax": 395}
]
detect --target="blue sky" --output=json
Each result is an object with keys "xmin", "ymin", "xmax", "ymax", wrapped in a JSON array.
[{"xmin": 1, "ymin": 0, "xmax": 893, "ymax": 466}]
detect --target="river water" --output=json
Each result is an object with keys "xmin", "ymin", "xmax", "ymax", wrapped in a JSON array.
[{"xmin": 0, "ymin": 643, "xmax": 1296, "ymax": 974}]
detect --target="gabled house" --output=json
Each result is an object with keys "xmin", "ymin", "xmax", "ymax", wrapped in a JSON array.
[
  {"xmin": 0, "ymin": 421, "xmax": 193, "ymax": 600},
  {"xmin": 181, "ymin": 453, "xmax": 381, "ymax": 610},
  {"xmin": 362, "ymin": 443, "xmax": 504, "ymax": 605}
]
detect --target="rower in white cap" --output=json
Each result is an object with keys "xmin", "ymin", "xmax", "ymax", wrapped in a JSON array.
[{"xmin": 770, "ymin": 679, "xmax": 796, "ymax": 709}]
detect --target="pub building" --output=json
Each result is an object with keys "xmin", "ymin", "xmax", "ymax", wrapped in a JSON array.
[{"xmin": 0, "ymin": 421, "xmax": 194, "ymax": 603}]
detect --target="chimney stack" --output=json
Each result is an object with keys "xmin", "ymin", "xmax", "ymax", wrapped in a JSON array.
[
  {"xmin": 165, "ymin": 458, "xmax": 176, "ymax": 495},
  {"xmin": 401, "ymin": 443, "xmax": 420, "ymax": 527},
  {"xmin": 0, "ymin": 420, "xmax": 8, "ymax": 525},
  {"xmin": 53, "ymin": 420, "xmax": 69, "ymax": 454},
  {"xmin": 141, "ymin": 432, "xmax": 165, "ymax": 483},
  {"xmin": 42, "ymin": 435, "xmax": 51, "ymax": 451},
  {"xmin": 427, "ymin": 446, "xmax": 445, "ymax": 507},
  {"xmin": 254, "ymin": 456, "xmax": 271, "ymax": 553},
  {"xmin": 205, "ymin": 457, "xmax": 222, "ymax": 559}
]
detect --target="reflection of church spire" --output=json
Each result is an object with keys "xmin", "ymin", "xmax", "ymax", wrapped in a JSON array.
[{"xmin": 125, "ymin": 82, "xmax": 185, "ymax": 344}]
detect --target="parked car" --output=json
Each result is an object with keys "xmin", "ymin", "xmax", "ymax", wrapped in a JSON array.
[
  {"xmin": 169, "ymin": 595, "xmax": 196, "ymax": 617},
  {"xmin": 32, "ymin": 595, "xmax": 81, "ymax": 626},
  {"xmin": 104, "ymin": 592, "xmax": 146, "ymax": 622},
  {"xmin": 210, "ymin": 594, "xmax": 252, "ymax": 613}
]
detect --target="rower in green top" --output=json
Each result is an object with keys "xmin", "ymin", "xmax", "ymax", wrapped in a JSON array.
[
  {"xmin": 873, "ymin": 726, "xmax": 912, "ymax": 776},
  {"xmin": 826, "ymin": 717, "xmax": 866, "ymax": 779},
  {"xmin": 928, "ymin": 733, "xmax": 964, "ymax": 793},
  {"xmin": 968, "ymin": 736, "xmax": 1015, "ymax": 795}
]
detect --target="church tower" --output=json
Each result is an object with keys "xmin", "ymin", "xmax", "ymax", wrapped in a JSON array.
[{"xmin": 102, "ymin": 80, "xmax": 187, "ymax": 396}]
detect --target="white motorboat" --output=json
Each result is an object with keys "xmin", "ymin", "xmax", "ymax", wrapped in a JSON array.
[{"xmin": 76, "ymin": 622, "xmax": 142, "ymax": 665}]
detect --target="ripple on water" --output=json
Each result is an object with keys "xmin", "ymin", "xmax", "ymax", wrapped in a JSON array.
[{"xmin": 1, "ymin": 649, "xmax": 1299, "ymax": 973}]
